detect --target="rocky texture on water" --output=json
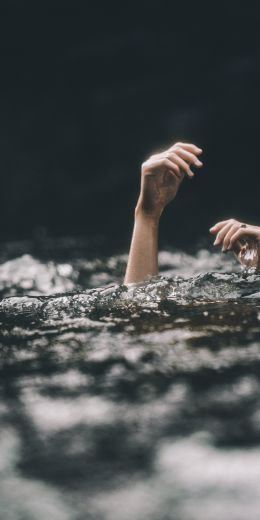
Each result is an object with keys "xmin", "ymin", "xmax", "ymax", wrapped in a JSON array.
[{"xmin": 1, "ymin": 244, "xmax": 260, "ymax": 520}]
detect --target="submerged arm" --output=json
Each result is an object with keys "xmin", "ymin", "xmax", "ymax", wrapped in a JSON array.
[{"xmin": 124, "ymin": 142, "xmax": 203, "ymax": 284}]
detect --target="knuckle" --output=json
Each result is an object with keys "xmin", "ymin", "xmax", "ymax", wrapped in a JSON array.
[
  {"xmin": 141, "ymin": 161, "xmax": 151, "ymax": 174},
  {"xmin": 162, "ymin": 158, "xmax": 169, "ymax": 167}
]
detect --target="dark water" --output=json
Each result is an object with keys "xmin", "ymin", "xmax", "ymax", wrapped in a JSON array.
[{"xmin": 1, "ymin": 239, "xmax": 260, "ymax": 520}]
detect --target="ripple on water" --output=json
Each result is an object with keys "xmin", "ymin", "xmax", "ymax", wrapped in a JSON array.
[{"xmin": 1, "ymin": 245, "xmax": 260, "ymax": 519}]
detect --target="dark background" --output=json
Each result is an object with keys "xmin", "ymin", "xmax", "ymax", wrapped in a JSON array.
[{"xmin": 0, "ymin": 1, "xmax": 259, "ymax": 249}]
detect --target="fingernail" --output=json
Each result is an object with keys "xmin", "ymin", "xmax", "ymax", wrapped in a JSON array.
[
  {"xmin": 195, "ymin": 160, "xmax": 202, "ymax": 166},
  {"xmin": 222, "ymin": 247, "xmax": 226, "ymax": 253}
]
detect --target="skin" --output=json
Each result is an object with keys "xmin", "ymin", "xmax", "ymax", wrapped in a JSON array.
[
  {"xmin": 124, "ymin": 142, "xmax": 203, "ymax": 284},
  {"xmin": 210, "ymin": 219, "xmax": 260, "ymax": 251},
  {"xmin": 210, "ymin": 219, "xmax": 260, "ymax": 269},
  {"xmin": 124, "ymin": 141, "xmax": 260, "ymax": 284}
]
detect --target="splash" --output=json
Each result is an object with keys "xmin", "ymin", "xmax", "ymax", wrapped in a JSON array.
[
  {"xmin": 1, "ymin": 242, "xmax": 260, "ymax": 520},
  {"xmin": 0, "ymin": 249, "xmax": 260, "ymax": 329}
]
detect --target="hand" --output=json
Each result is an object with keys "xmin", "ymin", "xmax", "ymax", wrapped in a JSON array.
[
  {"xmin": 135, "ymin": 142, "xmax": 203, "ymax": 220},
  {"xmin": 210, "ymin": 219, "xmax": 260, "ymax": 252}
]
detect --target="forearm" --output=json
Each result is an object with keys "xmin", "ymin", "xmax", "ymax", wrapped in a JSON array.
[
  {"xmin": 124, "ymin": 141, "xmax": 202, "ymax": 284},
  {"xmin": 124, "ymin": 209, "xmax": 159, "ymax": 284}
]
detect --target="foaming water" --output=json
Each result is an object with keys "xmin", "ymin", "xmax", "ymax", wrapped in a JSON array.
[{"xmin": 1, "ymin": 240, "xmax": 260, "ymax": 520}]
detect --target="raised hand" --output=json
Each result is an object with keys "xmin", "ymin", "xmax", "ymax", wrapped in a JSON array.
[
  {"xmin": 124, "ymin": 141, "xmax": 203, "ymax": 283},
  {"xmin": 136, "ymin": 142, "xmax": 203, "ymax": 220}
]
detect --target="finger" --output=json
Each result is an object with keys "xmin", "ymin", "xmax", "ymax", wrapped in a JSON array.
[
  {"xmin": 228, "ymin": 228, "xmax": 248, "ymax": 249},
  {"xmin": 146, "ymin": 157, "xmax": 180, "ymax": 175},
  {"xmin": 174, "ymin": 147, "xmax": 203, "ymax": 168},
  {"xmin": 164, "ymin": 158, "xmax": 184, "ymax": 180},
  {"xmin": 167, "ymin": 152, "xmax": 194, "ymax": 178},
  {"xmin": 222, "ymin": 223, "xmax": 241, "ymax": 250},
  {"xmin": 213, "ymin": 221, "xmax": 235, "ymax": 246},
  {"xmin": 173, "ymin": 142, "xmax": 203, "ymax": 155},
  {"xmin": 168, "ymin": 169, "xmax": 185, "ymax": 183},
  {"xmin": 210, "ymin": 220, "xmax": 231, "ymax": 234},
  {"xmin": 228, "ymin": 226, "xmax": 257, "ymax": 249},
  {"xmin": 157, "ymin": 158, "xmax": 183, "ymax": 179}
]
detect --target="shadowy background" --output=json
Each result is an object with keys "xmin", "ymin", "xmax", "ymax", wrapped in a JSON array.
[{"xmin": 0, "ymin": 1, "xmax": 259, "ymax": 249}]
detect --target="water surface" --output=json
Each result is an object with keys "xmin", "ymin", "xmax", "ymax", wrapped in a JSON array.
[{"xmin": 1, "ymin": 239, "xmax": 260, "ymax": 520}]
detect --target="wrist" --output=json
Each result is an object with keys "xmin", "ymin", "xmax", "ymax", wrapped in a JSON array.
[
  {"xmin": 134, "ymin": 205, "xmax": 160, "ymax": 226},
  {"xmin": 134, "ymin": 199, "xmax": 161, "ymax": 225}
]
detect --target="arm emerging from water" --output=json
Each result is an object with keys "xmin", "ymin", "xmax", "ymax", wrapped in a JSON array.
[{"xmin": 124, "ymin": 142, "xmax": 203, "ymax": 284}]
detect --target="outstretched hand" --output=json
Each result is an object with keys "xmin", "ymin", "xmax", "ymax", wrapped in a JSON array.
[
  {"xmin": 210, "ymin": 219, "xmax": 260, "ymax": 252},
  {"xmin": 135, "ymin": 142, "xmax": 203, "ymax": 220}
]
